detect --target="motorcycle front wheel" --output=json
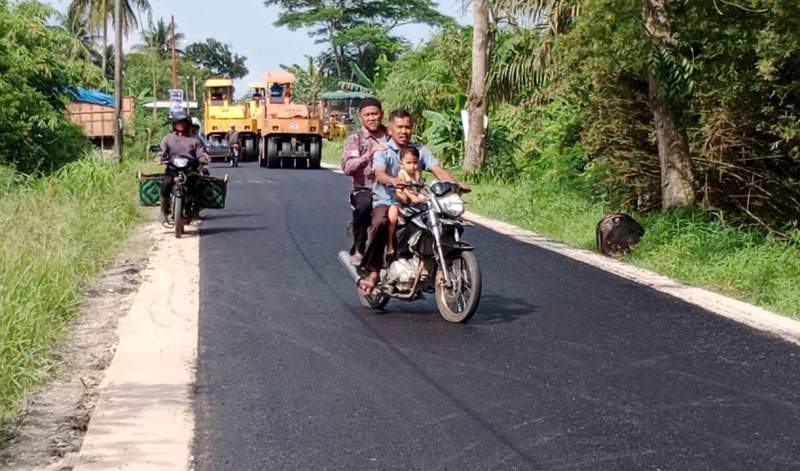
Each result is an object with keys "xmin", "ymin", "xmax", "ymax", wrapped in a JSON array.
[
  {"xmin": 435, "ymin": 251, "xmax": 481, "ymax": 323},
  {"xmin": 173, "ymin": 194, "xmax": 184, "ymax": 238}
]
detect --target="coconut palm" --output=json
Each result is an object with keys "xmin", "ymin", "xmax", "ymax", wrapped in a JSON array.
[
  {"xmin": 488, "ymin": 0, "xmax": 577, "ymax": 101},
  {"xmin": 67, "ymin": 0, "xmax": 153, "ymax": 81},
  {"xmin": 134, "ymin": 18, "xmax": 184, "ymax": 59},
  {"xmin": 59, "ymin": 13, "xmax": 100, "ymax": 62}
]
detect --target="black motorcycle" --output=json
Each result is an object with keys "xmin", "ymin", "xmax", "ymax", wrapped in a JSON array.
[
  {"xmin": 165, "ymin": 153, "xmax": 201, "ymax": 238},
  {"xmin": 338, "ymin": 181, "xmax": 482, "ymax": 323}
]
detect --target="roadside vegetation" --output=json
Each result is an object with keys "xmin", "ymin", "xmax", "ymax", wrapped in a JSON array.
[{"xmin": 0, "ymin": 158, "xmax": 143, "ymax": 439}]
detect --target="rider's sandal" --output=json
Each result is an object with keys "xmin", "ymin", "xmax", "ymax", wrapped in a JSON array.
[{"xmin": 357, "ymin": 276, "xmax": 375, "ymax": 295}]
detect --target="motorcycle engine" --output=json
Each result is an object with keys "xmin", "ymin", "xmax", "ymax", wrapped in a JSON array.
[{"xmin": 385, "ymin": 256, "xmax": 419, "ymax": 293}]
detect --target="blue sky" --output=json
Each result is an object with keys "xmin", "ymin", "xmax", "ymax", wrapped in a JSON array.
[{"xmin": 48, "ymin": 0, "xmax": 470, "ymax": 97}]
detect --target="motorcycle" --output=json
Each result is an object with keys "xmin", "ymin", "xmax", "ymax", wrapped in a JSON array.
[
  {"xmin": 163, "ymin": 153, "xmax": 201, "ymax": 238},
  {"xmin": 338, "ymin": 181, "xmax": 482, "ymax": 323}
]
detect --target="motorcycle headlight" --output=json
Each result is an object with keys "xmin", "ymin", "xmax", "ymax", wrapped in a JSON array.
[
  {"xmin": 171, "ymin": 157, "xmax": 189, "ymax": 168},
  {"xmin": 438, "ymin": 193, "xmax": 465, "ymax": 217}
]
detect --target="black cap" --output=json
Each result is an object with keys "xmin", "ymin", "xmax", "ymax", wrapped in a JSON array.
[
  {"xmin": 358, "ymin": 97, "xmax": 382, "ymax": 111},
  {"xmin": 170, "ymin": 110, "xmax": 190, "ymax": 123}
]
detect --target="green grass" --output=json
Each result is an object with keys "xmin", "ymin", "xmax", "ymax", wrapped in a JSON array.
[
  {"xmin": 0, "ymin": 157, "xmax": 144, "ymax": 439},
  {"xmin": 322, "ymin": 140, "xmax": 343, "ymax": 167},
  {"xmin": 465, "ymin": 179, "xmax": 800, "ymax": 319}
]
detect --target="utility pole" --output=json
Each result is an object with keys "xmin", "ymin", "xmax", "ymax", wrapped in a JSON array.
[
  {"xmin": 113, "ymin": 0, "xmax": 124, "ymax": 162},
  {"xmin": 171, "ymin": 16, "xmax": 178, "ymax": 89}
]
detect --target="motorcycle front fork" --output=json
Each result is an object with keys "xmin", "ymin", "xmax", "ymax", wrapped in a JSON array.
[{"xmin": 428, "ymin": 211, "xmax": 452, "ymax": 288}]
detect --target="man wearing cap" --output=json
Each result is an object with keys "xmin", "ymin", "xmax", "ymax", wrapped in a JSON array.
[
  {"xmin": 155, "ymin": 112, "xmax": 209, "ymax": 225},
  {"xmin": 341, "ymin": 97, "xmax": 389, "ymax": 266}
]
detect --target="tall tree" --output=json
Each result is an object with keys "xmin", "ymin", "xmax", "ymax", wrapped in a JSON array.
[
  {"xmin": 642, "ymin": 0, "xmax": 695, "ymax": 208},
  {"xmin": 134, "ymin": 18, "xmax": 183, "ymax": 59},
  {"xmin": 264, "ymin": 0, "xmax": 453, "ymax": 79},
  {"xmin": 59, "ymin": 13, "xmax": 99, "ymax": 62},
  {"xmin": 183, "ymin": 39, "xmax": 249, "ymax": 79},
  {"xmin": 463, "ymin": 0, "xmax": 489, "ymax": 172},
  {"xmin": 67, "ymin": 0, "xmax": 152, "ymax": 81}
]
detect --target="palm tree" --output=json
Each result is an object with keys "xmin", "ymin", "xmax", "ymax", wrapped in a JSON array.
[
  {"xmin": 487, "ymin": 0, "xmax": 577, "ymax": 101},
  {"xmin": 59, "ymin": 13, "xmax": 100, "ymax": 63},
  {"xmin": 134, "ymin": 18, "xmax": 184, "ymax": 59},
  {"xmin": 67, "ymin": 0, "xmax": 152, "ymax": 82}
]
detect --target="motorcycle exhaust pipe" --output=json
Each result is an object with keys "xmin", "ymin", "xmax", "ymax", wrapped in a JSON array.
[{"xmin": 337, "ymin": 251, "xmax": 361, "ymax": 283}]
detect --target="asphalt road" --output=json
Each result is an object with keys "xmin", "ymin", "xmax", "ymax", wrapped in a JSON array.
[{"xmin": 194, "ymin": 162, "xmax": 800, "ymax": 470}]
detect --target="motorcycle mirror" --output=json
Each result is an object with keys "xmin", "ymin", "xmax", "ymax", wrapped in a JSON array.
[{"xmin": 149, "ymin": 144, "xmax": 161, "ymax": 153}]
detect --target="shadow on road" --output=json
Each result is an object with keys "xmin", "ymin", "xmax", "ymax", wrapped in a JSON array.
[
  {"xmin": 200, "ymin": 226, "xmax": 268, "ymax": 235},
  {"xmin": 473, "ymin": 294, "xmax": 538, "ymax": 324},
  {"xmin": 200, "ymin": 212, "xmax": 259, "ymax": 221}
]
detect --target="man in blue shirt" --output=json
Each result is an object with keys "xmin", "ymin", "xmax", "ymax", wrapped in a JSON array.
[{"xmin": 359, "ymin": 108, "xmax": 469, "ymax": 294}]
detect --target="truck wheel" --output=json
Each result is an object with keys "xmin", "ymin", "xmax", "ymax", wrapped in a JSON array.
[
  {"xmin": 266, "ymin": 138, "xmax": 279, "ymax": 168},
  {"xmin": 309, "ymin": 139, "xmax": 321, "ymax": 169}
]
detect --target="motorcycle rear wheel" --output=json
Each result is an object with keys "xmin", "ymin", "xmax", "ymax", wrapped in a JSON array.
[{"xmin": 435, "ymin": 251, "xmax": 481, "ymax": 323}]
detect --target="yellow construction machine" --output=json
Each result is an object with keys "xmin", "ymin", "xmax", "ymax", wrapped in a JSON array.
[
  {"xmin": 257, "ymin": 72, "xmax": 323, "ymax": 169},
  {"xmin": 203, "ymin": 78, "xmax": 259, "ymax": 161}
]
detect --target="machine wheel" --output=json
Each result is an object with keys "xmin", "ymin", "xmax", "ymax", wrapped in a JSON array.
[
  {"xmin": 309, "ymin": 139, "xmax": 321, "ymax": 169},
  {"xmin": 266, "ymin": 138, "xmax": 280, "ymax": 168},
  {"xmin": 244, "ymin": 136, "xmax": 257, "ymax": 161},
  {"xmin": 258, "ymin": 139, "xmax": 267, "ymax": 167}
]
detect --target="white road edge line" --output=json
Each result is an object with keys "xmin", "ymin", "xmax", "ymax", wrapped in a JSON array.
[
  {"xmin": 76, "ymin": 223, "xmax": 199, "ymax": 470},
  {"xmin": 322, "ymin": 162, "xmax": 800, "ymax": 345}
]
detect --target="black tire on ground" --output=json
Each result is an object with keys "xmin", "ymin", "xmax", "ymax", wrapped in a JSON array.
[
  {"xmin": 244, "ymin": 137, "xmax": 256, "ymax": 161},
  {"xmin": 266, "ymin": 138, "xmax": 280, "ymax": 168},
  {"xmin": 309, "ymin": 139, "xmax": 321, "ymax": 169},
  {"xmin": 435, "ymin": 251, "xmax": 481, "ymax": 323},
  {"xmin": 173, "ymin": 195, "xmax": 184, "ymax": 239},
  {"xmin": 296, "ymin": 158, "xmax": 309, "ymax": 170},
  {"xmin": 259, "ymin": 138, "xmax": 267, "ymax": 167}
]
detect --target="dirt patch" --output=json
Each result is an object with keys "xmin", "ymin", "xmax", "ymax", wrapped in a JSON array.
[{"xmin": 0, "ymin": 218, "xmax": 160, "ymax": 471}]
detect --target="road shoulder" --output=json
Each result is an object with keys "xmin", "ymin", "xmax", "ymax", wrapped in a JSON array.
[{"xmin": 74, "ymin": 223, "xmax": 200, "ymax": 470}]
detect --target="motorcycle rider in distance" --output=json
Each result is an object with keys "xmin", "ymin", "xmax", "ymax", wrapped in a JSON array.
[
  {"xmin": 155, "ymin": 111, "xmax": 209, "ymax": 226},
  {"xmin": 191, "ymin": 117, "xmax": 211, "ymax": 176},
  {"xmin": 341, "ymin": 97, "xmax": 389, "ymax": 266},
  {"xmin": 226, "ymin": 125, "xmax": 240, "ymax": 167},
  {"xmin": 358, "ymin": 108, "xmax": 470, "ymax": 294}
]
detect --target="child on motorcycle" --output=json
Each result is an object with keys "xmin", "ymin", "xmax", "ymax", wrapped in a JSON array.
[{"xmin": 386, "ymin": 146, "xmax": 425, "ymax": 257}]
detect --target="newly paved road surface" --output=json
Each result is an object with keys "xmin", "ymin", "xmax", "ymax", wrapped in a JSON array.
[{"xmin": 194, "ymin": 162, "xmax": 800, "ymax": 470}]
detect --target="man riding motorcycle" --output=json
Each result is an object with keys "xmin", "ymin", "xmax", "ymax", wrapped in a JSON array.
[
  {"xmin": 358, "ymin": 109, "xmax": 470, "ymax": 294},
  {"xmin": 341, "ymin": 97, "xmax": 389, "ymax": 266},
  {"xmin": 155, "ymin": 112, "xmax": 209, "ymax": 225}
]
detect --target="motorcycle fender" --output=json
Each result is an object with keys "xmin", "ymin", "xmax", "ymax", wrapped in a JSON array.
[{"xmin": 444, "ymin": 241, "xmax": 474, "ymax": 255}]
